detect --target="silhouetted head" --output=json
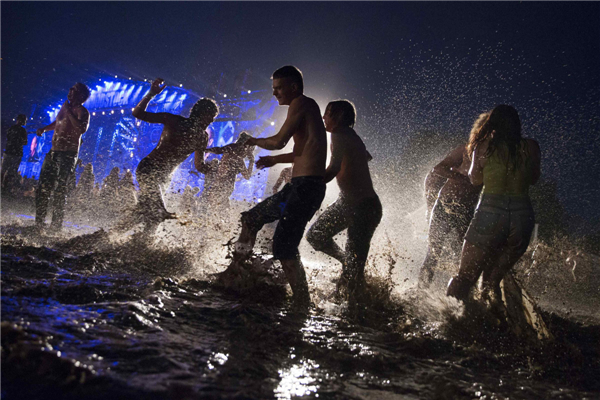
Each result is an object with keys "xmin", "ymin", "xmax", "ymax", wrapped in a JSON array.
[
  {"xmin": 68, "ymin": 83, "xmax": 91, "ymax": 106},
  {"xmin": 190, "ymin": 98, "xmax": 219, "ymax": 129},
  {"xmin": 468, "ymin": 104, "xmax": 523, "ymax": 167},
  {"xmin": 16, "ymin": 114, "xmax": 27, "ymax": 126},
  {"xmin": 324, "ymin": 100, "xmax": 357, "ymax": 131},
  {"xmin": 271, "ymin": 66, "xmax": 303, "ymax": 105}
]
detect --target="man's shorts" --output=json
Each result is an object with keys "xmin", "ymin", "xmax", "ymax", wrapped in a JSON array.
[
  {"xmin": 242, "ymin": 175, "xmax": 326, "ymax": 260},
  {"xmin": 465, "ymin": 194, "xmax": 535, "ymax": 257}
]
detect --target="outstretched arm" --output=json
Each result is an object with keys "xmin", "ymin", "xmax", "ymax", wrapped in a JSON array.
[
  {"xmin": 246, "ymin": 98, "xmax": 305, "ymax": 150},
  {"xmin": 256, "ymin": 152, "xmax": 295, "ymax": 169},
  {"xmin": 132, "ymin": 78, "xmax": 177, "ymax": 125},
  {"xmin": 36, "ymin": 121, "xmax": 57, "ymax": 136}
]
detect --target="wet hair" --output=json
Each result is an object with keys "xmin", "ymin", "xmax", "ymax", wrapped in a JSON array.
[
  {"xmin": 190, "ymin": 98, "xmax": 219, "ymax": 121},
  {"xmin": 467, "ymin": 104, "xmax": 523, "ymax": 169},
  {"xmin": 16, "ymin": 114, "xmax": 27, "ymax": 124},
  {"xmin": 466, "ymin": 112, "xmax": 491, "ymax": 156},
  {"xmin": 326, "ymin": 100, "xmax": 357, "ymax": 128},
  {"xmin": 271, "ymin": 65, "xmax": 304, "ymax": 93},
  {"xmin": 74, "ymin": 82, "xmax": 91, "ymax": 102}
]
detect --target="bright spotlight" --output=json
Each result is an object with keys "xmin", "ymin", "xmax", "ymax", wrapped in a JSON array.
[
  {"xmin": 114, "ymin": 75, "xmax": 118, "ymax": 78},
  {"xmin": 223, "ymin": 94, "xmax": 227, "ymax": 98},
  {"xmin": 111, "ymin": 110, "xmax": 114, "ymax": 114},
  {"xmin": 121, "ymin": 109, "xmax": 125, "ymax": 114},
  {"xmin": 247, "ymin": 90, "xmax": 251, "ymax": 94},
  {"xmin": 102, "ymin": 111, "xmax": 106, "ymax": 115},
  {"xmin": 92, "ymin": 112, "xmax": 96, "ymax": 116},
  {"xmin": 270, "ymin": 121, "xmax": 275, "ymax": 126}
]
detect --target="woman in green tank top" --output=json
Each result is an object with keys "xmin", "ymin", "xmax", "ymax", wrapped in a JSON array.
[{"xmin": 446, "ymin": 105, "xmax": 541, "ymax": 305}]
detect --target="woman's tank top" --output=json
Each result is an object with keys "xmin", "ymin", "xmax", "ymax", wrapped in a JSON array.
[{"xmin": 482, "ymin": 140, "xmax": 531, "ymax": 197}]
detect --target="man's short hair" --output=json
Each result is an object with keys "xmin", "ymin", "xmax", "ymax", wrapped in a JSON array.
[
  {"xmin": 16, "ymin": 114, "xmax": 27, "ymax": 123},
  {"xmin": 190, "ymin": 98, "xmax": 219, "ymax": 119},
  {"xmin": 271, "ymin": 65, "xmax": 304, "ymax": 93},
  {"xmin": 74, "ymin": 82, "xmax": 91, "ymax": 102},
  {"xmin": 326, "ymin": 100, "xmax": 357, "ymax": 128}
]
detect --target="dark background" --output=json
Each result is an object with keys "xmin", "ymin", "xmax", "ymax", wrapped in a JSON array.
[{"xmin": 2, "ymin": 1, "xmax": 599, "ymax": 236}]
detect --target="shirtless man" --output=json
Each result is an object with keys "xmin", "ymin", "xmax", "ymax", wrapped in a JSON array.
[
  {"xmin": 35, "ymin": 83, "xmax": 91, "ymax": 230},
  {"xmin": 123, "ymin": 78, "xmax": 218, "ymax": 233},
  {"xmin": 203, "ymin": 131, "xmax": 255, "ymax": 213},
  {"xmin": 223, "ymin": 66, "xmax": 327, "ymax": 307},
  {"xmin": 417, "ymin": 113, "xmax": 488, "ymax": 288},
  {"xmin": 306, "ymin": 100, "xmax": 382, "ymax": 301},
  {"xmin": 2, "ymin": 114, "xmax": 28, "ymax": 193}
]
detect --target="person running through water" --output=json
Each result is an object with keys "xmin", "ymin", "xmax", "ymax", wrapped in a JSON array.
[
  {"xmin": 1, "ymin": 114, "xmax": 28, "ymax": 194},
  {"xmin": 446, "ymin": 105, "xmax": 541, "ymax": 308},
  {"xmin": 118, "ymin": 78, "xmax": 218, "ymax": 234},
  {"xmin": 418, "ymin": 113, "xmax": 488, "ymax": 288},
  {"xmin": 35, "ymin": 83, "xmax": 91, "ymax": 231},
  {"xmin": 202, "ymin": 131, "xmax": 255, "ymax": 214},
  {"xmin": 219, "ymin": 65, "xmax": 327, "ymax": 308},
  {"xmin": 306, "ymin": 100, "xmax": 382, "ymax": 302}
]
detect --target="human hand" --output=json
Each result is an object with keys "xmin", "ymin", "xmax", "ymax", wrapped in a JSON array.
[
  {"xmin": 36, "ymin": 128, "xmax": 44, "ymax": 136},
  {"xmin": 149, "ymin": 78, "xmax": 167, "ymax": 96},
  {"xmin": 245, "ymin": 137, "xmax": 257, "ymax": 146},
  {"xmin": 256, "ymin": 156, "xmax": 275, "ymax": 169}
]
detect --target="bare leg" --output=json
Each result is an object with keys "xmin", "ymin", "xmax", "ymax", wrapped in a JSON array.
[
  {"xmin": 280, "ymin": 257, "xmax": 310, "ymax": 307},
  {"xmin": 446, "ymin": 240, "xmax": 493, "ymax": 301},
  {"xmin": 306, "ymin": 198, "xmax": 349, "ymax": 265}
]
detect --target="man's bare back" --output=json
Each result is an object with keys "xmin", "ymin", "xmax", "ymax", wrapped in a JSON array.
[{"xmin": 432, "ymin": 145, "xmax": 481, "ymax": 205}]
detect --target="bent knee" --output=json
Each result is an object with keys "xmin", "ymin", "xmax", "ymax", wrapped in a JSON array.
[{"xmin": 306, "ymin": 228, "xmax": 326, "ymax": 250}]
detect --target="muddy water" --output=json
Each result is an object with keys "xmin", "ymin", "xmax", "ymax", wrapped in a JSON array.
[{"xmin": 2, "ymin": 209, "xmax": 600, "ymax": 400}]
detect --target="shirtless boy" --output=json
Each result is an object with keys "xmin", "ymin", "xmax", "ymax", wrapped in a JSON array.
[
  {"xmin": 125, "ymin": 78, "xmax": 219, "ymax": 232},
  {"xmin": 35, "ymin": 83, "xmax": 91, "ymax": 231},
  {"xmin": 306, "ymin": 100, "xmax": 382, "ymax": 301},
  {"xmin": 224, "ymin": 66, "xmax": 327, "ymax": 307}
]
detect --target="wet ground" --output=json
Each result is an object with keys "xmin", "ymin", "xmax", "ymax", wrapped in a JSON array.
[{"xmin": 2, "ymin": 198, "xmax": 600, "ymax": 400}]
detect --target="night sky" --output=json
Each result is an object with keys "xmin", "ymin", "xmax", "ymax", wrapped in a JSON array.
[{"xmin": 2, "ymin": 2, "xmax": 599, "ymax": 231}]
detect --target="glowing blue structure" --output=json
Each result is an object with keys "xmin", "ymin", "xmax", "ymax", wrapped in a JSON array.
[{"xmin": 19, "ymin": 77, "xmax": 279, "ymax": 203}]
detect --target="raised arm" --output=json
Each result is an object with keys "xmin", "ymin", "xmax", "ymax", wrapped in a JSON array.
[
  {"xmin": 132, "ymin": 78, "xmax": 177, "ymax": 125},
  {"xmin": 432, "ymin": 145, "xmax": 469, "ymax": 182},
  {"xmin": 323, "ymin": 132, "xmax": 345, "ymax": 184},
  {"xmin": 247, "ymin": 97, "xmax": 306, "ymax": 150}
]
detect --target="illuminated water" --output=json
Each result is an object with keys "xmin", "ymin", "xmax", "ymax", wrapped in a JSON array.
[{"xmin": 2, "ymin": 197, "xmax": 599, "ymax": 400}]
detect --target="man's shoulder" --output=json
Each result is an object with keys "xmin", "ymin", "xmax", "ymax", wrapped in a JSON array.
[{"xmin": 291, "ymin": 95, "xmax": 319, "ymax": 111}]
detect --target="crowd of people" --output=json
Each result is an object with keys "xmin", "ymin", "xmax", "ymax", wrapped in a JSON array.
[{"xmin": 1, "ymin": 65, "xmax": 541, "ymax": 318}]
